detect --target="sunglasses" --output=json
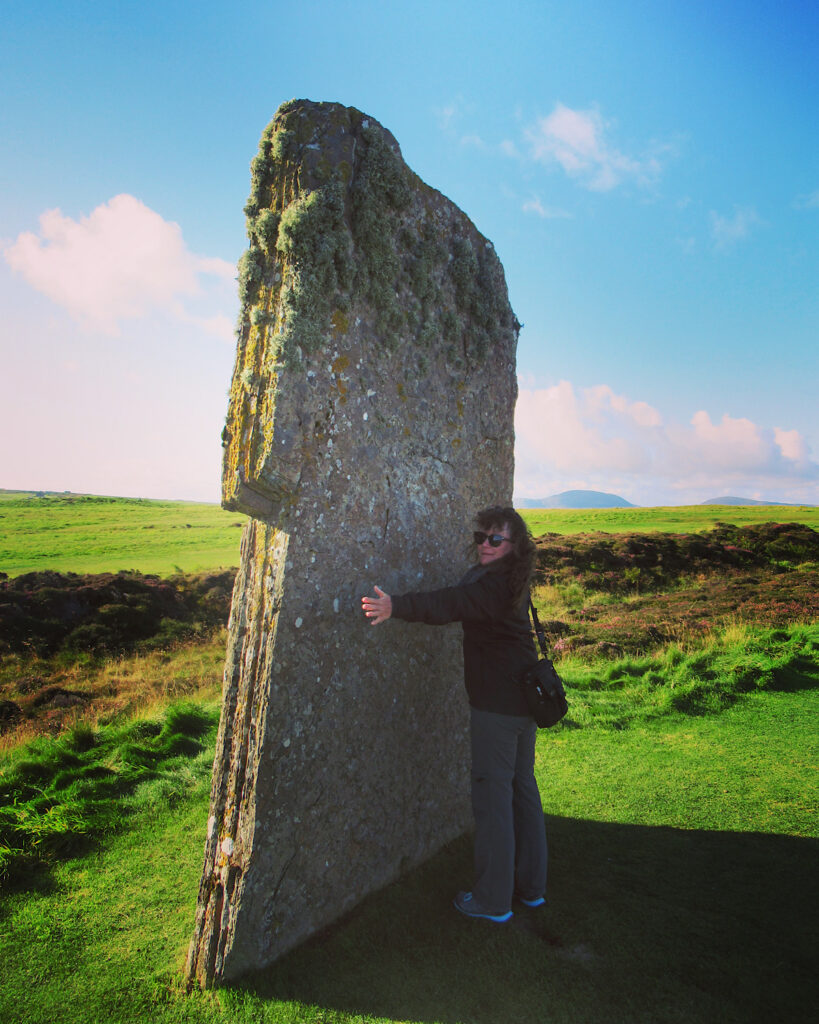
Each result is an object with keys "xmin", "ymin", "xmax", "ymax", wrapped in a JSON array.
[{"xmin": 473, "ymin": 531, "xmax": 510, "ymax": 548}]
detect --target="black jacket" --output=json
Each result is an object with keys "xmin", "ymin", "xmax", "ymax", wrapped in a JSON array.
[{"xmin": 390, "ymin": 559, "xmax": 537, "ymax": 716}]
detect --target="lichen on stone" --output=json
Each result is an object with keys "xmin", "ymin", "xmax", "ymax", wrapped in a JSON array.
[
  {"xmin": 275, "ymin": 181, "xmax": 352, "ymax": 360},
  {"xmin": 235, "ymin": 98, "xmax": 518, "ymax": 377}
]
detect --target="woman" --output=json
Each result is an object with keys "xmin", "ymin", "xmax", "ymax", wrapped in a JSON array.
[{"xmin": 361, "ymin": 505, "xmax": 547, "ymax": 923}]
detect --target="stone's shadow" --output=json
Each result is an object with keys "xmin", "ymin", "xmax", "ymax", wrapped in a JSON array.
[
  {"xmin": 0, "ymin": 860, "xmax": 61, "ymax": 918},
  {"xmin": 226, "ymin": 816, "xmax": 818, "ymax": 1023}
]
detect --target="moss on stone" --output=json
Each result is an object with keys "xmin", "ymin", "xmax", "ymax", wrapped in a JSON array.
[
  {"xmin": 254, "ymin": 209, "xmax": 281, "ymax": 257},
  {"xmin": 235, "ymin": 100, "xmax": 516, "ymax": 371},
  {"xmin": 275, "ymin": 181, "xmax": 352, "ymax": 361},
  {"xmin": 237, "ymin": 245, "xmax": 265, "ymax": 307},
  {"xmin": 350, "ymin": 124, "xmax": 413, "ymax": 342}
]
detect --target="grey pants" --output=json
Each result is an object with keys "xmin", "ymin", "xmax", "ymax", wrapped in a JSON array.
[{"xmin": 470, "ymin": 707, "xmax": 548, "ymax": 914}]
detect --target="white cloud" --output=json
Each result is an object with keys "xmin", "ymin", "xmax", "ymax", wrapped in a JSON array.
[
  {"xmin": 176, "ymin": 310, "xmax": 235, "ymax": 344},
  {"xmin": 524, "ymin": 103, "xmax": 662, "ymax": 192},
  {"xmin": 3, "ymin": 194, "xmax": 236, "ymax": 337},
  {"xmin": 435, "ymin": 102, "xmax": 459, "ymax": 132},
  {"xmin": 522, "ymin": 196, "xmax": 572, "ymax": 219},
  {"xmin": 794, "ymin": 189, "xmax": 819, "ymax": 210},
  {"xmin": 683, "ymin": 410, "xmax": 767, "ymax": 468},
  {"xmin": 514, "ymin": 380, "xmax": 819, "ymax": 505},
  {"xmin": 774, "ymin": 426, "xmax": 811, "ymax": 465},
  {"xmin": 709, "ymin": 206, "xmax": 761, "ymax": 249},
  {"xmin": 584, "ymin": 384, "xmax": 663, "ymax": 428}
]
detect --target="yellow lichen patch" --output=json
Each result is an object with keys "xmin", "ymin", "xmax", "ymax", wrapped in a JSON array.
[
  {"xmin": 397, "ymin": 382, "xmax": 407, "ymax": 402},
  {"xmin": 335, "ymin": 378, "xmax": 348, "ymax": 403},
  {"xmin": 222, "ymin": 435, "xmax": 240, "ymax": 502},
  {"xmin": 331, "ymin": 354, "xmax": 350, "ymax": 374},
  {"xmin": 452, "ymin": 437, "xmax": 462, "ymax": 448},
  {"xmin": 256, "ymin": 389, "xmax": 278, "ymax": 475},
  {"xmin": 331, "ymin": 310, "xmax": 350, "ymax": 336},
  {"xmin": 456, "ymin": 398, "xmax": 464, "ymax": 417}
]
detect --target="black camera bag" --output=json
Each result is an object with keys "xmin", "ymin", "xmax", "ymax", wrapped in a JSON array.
[{"xmin": 520, "ymin": 599, "xmax": 568, "ymax": 728}]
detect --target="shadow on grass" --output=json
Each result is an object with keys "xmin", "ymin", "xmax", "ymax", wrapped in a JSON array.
[
  {"xmin": 227, "ymin": 816, "xmax": 818, "ymax": 1024},
  {"xmin": 769, "ymin": 654, "xmax": 819, "ymax": 691},
  {"xmin": 0, "ymin": 859, "xmax": 61, "ymax": 924}
]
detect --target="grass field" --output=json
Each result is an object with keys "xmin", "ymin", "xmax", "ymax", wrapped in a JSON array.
[
  {"xmin": 520, "ymin": 503, "xmax": 819, "ymax": 536},
  {"xmin": 0, "ymin": 491, "xmax": 244, "ymax": 577},
  {"xmin": 2, "ymin": 489, "xmax": 818, "ymax": 579},
  {"xmin": 1, "ymin": 495, "xmax": 817, "ymax": 1022},
  {"xmin": 1, "ymin": 680, "xmax": 816, "ymax": 1024}
]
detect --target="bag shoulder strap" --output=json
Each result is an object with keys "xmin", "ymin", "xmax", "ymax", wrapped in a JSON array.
[{"xmin": 528, "ymin": 597, "xmax": 550, "ymax": 658}]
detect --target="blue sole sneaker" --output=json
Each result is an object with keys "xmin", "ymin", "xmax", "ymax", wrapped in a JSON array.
[
  {"xmin": 453, "ymin": 891, "xmax": 513, "ymax": 923},
  {"xmin": 517, "ymin": 895, "xmax": 546, "ymax": 908}
]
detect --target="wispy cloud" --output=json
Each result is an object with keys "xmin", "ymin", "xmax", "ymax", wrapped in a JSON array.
[
  {"xmin": 435, "ymin": 100, "xmax": 461, "ymax": 133},
  {"xmin": 514, "ymin": 380, "xmax": 818, "ymax": 505},
  {"xmin": 794, "ymin": 189, "xmax": 819, "ymax": 210},
  {"xmin": 3, "ymin": 194, "xmax": 236, "ymax": 338},
  {"xmin": 709, "ymin": 206, "xmax": 761, "ymax": 249},
  {"xmin": 522, "ymin": 196, "xmax": 572, "ymax": 219},
  {"xmin": 434, "ymin": 99, "xmax": 492, "ymax": 151},
  {"xmin": 524, "ymin": 103, "xmax": 663, "ymax": 191}
]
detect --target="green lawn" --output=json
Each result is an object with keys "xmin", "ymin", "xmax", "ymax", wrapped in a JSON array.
[
  {"xmin": 2, "ymin": 490, "xmax": 817, "ymax": 579},
  {"xmin": 520, "ymin": 503, "xmax": 819, "ymax": 536},
  {"xmin": 1, "ymin": 685, "xmax": 815, "ymax": 1024},
  {"xmin": 0, "ymin": 492, "xmax": 244, "ymax": 577},
  {"xmin": 2, "ymin": 490, "xmax": 817, "ymax": 1022}
]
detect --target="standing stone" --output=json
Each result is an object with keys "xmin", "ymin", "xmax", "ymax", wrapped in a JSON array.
[{"xmin": 186, "ymin": 99, "xmax": 519, "ymax": 986}]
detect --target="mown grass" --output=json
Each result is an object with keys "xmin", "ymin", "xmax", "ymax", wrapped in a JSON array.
[
  {"xmin": 521, "ymin": 504, "xmax": 819, "ymax": 536},
  {"xmin": 0, "ymin": 492, "xmax": 244, "ymax": 577},
  {"xmin": 4, "ymin": 622, "xmax": 811, "ymax": 889},
  {"xmin": 3, "ymin": 491, "xmax": 818, "ymax": 579}
]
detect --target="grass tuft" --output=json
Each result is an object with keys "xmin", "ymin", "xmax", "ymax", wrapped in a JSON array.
[
  {"xmin": 558, "ymin": 621, "xmax": 819, "ymax": 728},
  {"xmin": 160, "ymin": 701, "xmax": 214, "ymax": 740},
  {"xmin": 0, "ymin": 698, "xmax": 220, "ymax": 887}
]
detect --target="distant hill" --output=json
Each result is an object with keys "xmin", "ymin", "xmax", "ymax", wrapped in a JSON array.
[
  {"xmin": 702, "ymin": 496, "xmax": 813, "ymax": 507},
  {"xmin": 519, "ymin": 490, "xmax": 636, "ymax": 509}
]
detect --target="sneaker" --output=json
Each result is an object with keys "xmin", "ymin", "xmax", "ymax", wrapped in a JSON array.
[
  {"xmin": 453, "ymin": 891, "xmax": 513, "ymax": 923},
  {"xmin": 515, "ymin": 893, "xmax": 546, "ymax": 908}
]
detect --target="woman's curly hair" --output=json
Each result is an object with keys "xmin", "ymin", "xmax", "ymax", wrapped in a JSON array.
[{"xmin": 473, "ymin": 505, "xmax": 536, "ymax": 608}]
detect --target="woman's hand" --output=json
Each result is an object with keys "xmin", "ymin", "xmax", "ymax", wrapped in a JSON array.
[{"xmin": 361, "ymin": 585, "xmax": 392, "ymax": 625}]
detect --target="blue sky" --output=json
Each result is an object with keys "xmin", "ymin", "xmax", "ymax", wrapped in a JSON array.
[{"xmin": 1, "ymin": 0, "xmax": 817, "ymax": 506}]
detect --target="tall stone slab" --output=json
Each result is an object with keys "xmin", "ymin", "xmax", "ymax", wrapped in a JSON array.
[{"xmin": 186, "ymin": 99, "xmax": 519, "ymax": 986}]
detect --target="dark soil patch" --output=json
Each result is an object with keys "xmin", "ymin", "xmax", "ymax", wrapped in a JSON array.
[
  {"xmin": 0, "ymin": 569, "xmax": 236, "ymax": 657},
  {"xmin": 534, "ymin": 522, "xmax": 819, "ymax": 596},
  {"xmin": 533, "ymin": 523, "xmax": 819, "ymax": 657}
]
